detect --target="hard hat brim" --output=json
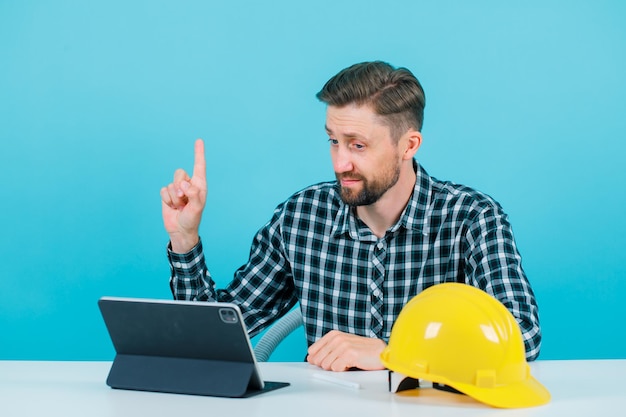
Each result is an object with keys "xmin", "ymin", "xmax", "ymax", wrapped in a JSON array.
[{"xmin": 448, "ymin": 374, "xmax": 551, "ymax": 409}]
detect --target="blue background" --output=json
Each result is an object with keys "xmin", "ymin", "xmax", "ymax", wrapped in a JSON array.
[{"xmin": 1, "ymin": 1, "xmax": 624, "ymax": 361}]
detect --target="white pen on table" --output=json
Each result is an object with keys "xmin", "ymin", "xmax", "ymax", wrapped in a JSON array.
[{"xmin": 311, "ymin": 372, "xmax": 362, "ymax": 390}]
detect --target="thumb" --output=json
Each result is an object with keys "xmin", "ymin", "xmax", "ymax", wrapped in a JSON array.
[{"xmin": 181, "ymin": 179, "xmax": 206, "ymax": 215}]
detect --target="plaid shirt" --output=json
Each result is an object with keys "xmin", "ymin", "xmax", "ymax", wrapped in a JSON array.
[{"xmin": 169, "ymin": 162, "xmax": 541, "ymax": 360}]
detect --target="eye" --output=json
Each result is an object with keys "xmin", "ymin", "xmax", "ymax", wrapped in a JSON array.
[
  {"xmin": 353, "ymin": 143, "xmax": 365, "ymax": 150},
  {"xmin": 328, "ymin": 138, "xmax": 339, "ymax": 145}
]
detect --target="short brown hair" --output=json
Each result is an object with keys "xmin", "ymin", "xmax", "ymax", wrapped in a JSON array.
[{"xmin": 316, "ymin": 61, "xmax": 426, "ymax": 140}]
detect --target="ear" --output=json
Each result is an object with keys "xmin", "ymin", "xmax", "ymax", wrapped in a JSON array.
[{"xmin": 401, "ymin": 130, "xmax": 422, "ymax": 160}]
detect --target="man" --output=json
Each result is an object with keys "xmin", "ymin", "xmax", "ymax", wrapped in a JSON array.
[{"xmin": 160, "ymin": 61, "xmax": 542, "ymax": 371}]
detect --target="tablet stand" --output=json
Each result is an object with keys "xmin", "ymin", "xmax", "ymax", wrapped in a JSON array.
[{"xmin": 107, "ymin": 354, "xmax": 288, "ymax": 398}]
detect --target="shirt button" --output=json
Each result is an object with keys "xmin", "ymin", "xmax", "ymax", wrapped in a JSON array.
[{"xmin": 372, "ymin": 289, "xmax": 380, "ymax": 297}]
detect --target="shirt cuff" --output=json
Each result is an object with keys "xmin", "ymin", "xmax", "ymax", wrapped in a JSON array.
[{"xmin": 167, "ymin": 238, "xmax": 204, "ymax": 276}]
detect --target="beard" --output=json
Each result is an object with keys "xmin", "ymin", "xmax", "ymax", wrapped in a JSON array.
[{"xmin": 337, "ymin": 162, "xmax": 401, "ymax": 206}]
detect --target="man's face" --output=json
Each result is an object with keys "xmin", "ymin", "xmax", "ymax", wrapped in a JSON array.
[{"xmin": 325, "ymin": 104, "xmax": 403, "ymax": 206}]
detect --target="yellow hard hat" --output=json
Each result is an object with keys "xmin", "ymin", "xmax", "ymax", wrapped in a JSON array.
[{"xmin": 380, "ymin": 283, "xmax": 550, "ymax": 408}]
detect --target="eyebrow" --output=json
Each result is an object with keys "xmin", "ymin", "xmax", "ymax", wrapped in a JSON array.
[{"xmin": 324, "ymin": 125, "xmax": 362, "ymax": 139}]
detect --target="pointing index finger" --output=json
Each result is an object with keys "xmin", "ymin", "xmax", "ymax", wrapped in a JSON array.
[{"xmin": 193, "ymin": 138, "xmax": 206, "ymax": 181}]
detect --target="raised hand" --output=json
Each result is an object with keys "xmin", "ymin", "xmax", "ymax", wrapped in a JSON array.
[{"xmin": 160, "ymin": 139, "xmax": 207, "ymax": 253}]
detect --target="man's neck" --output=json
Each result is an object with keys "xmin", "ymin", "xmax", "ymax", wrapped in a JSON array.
[{"xmin": 355, "ymin": 163, "xmax": 417, "ymax": 239}]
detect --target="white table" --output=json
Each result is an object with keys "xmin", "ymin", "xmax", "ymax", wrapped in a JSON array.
[{"xmin": 1, "ymin": 360, "xmax": 625, "ymax": 416}]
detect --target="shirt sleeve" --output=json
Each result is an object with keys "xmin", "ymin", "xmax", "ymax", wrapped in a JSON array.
[
  {"xmin": 168, "ymin": 239, "xmax": 216, "ymax": 302},
  {"xmin": 167, "ymin": 206, "xmax": 297, "ymax": 338},
  {"xmin": 464, "ymin": 204, "xmax": 542, "ymax": 361}
]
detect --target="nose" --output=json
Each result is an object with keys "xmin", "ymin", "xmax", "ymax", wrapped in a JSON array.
[{"xmin": 332, "ymin": 145, "xmax": 353, "ymax": 174}]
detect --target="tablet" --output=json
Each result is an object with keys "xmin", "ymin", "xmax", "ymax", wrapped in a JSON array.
[{"xmin": 98, "ymin": 296, "xmax": 289, "ymax": 397}]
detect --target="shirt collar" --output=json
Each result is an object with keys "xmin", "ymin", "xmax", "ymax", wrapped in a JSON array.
[
  {"xmin": 331, "ymin": 189, "xmax": 361, "ymax": 240},
  {"xmin": 399, "ymin": 160, "xmax": 432, "ymax": 234},
  {"xmin": 331, "ymin": 160, "xmax": 432, "ymax": 239}
]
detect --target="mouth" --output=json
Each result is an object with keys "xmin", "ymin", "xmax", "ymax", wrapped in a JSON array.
[
  {"xmin": 339, "ymin": 177, "xmax": 362, "ymax": 187},
  {"xmin": 341, "ymin": 178, "xmax": 361, "ymax": 187}
]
